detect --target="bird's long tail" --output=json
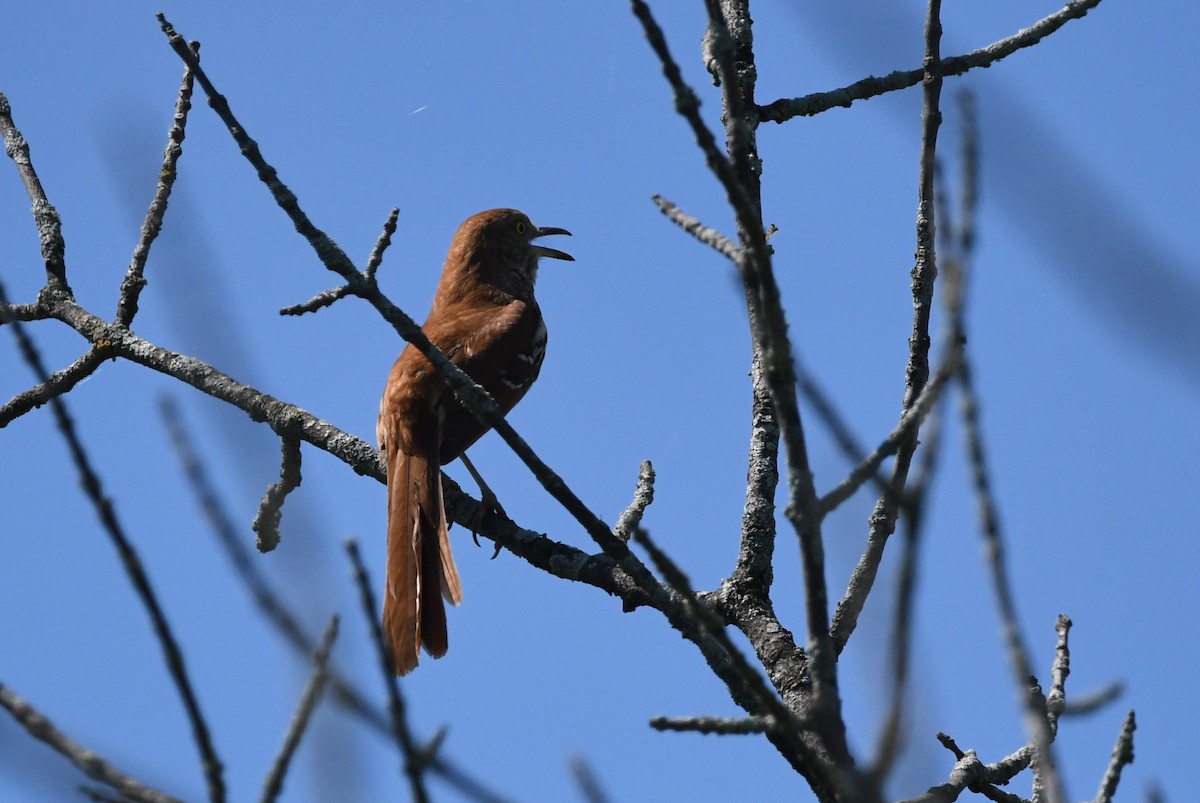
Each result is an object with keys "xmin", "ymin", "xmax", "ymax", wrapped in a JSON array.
[{"xmin": 384, "ymin": 422, "xmax": 463, "ymax": 675}]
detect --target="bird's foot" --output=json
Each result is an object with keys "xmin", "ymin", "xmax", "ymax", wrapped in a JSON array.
[{"xmin": 468, "ymin": 490, "xmax": 506, "ymax": 559}]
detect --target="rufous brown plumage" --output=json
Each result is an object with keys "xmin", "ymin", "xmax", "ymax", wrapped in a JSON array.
[{"xmin": 377, "ymin": 208, "xmax": 572, "ymax": 675}]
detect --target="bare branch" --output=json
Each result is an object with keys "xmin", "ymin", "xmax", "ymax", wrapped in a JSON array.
[
  {"xmin": 279, "ymin": 283, "xmax": 353, "ymax": 316},
  {"xmin": 0, "ymin": 284, "xmax": 226, "ymax": 802},
  {"xmin": 344, "ymin": 538, "xmax": 433, "ymax": 803},
  {"xmin": 872, "ymin": 94, "xmax": 979, "ymax": 785},
  {"xmin": 961, "ymin": 352, "xmax": 1063, "ymax": 802},
  {"xmin": 0, "ymin": 346, "xmax": 106, "ymax": 428},
  {"xmin": 567, "ymin": 755, "xmax": 611, "ymax": 803},
  {"xmin": 253, "ymin": 434, "xmax": 302, "ymax": 552},
  {"xmin": 632, "ymin": 527, "xmax": 838, "ymax": 795},
  {"xmin": 160, "ymin": 397, "xmax": 507, "ymax": 801},
  {"xmin": 1047, "ymin": 615, "xmax": 1072, "ymax": 732},
  {"xmin": 730, "ymin": 352, "xmax": 779, "ymax": 592},
  {"xmin": 634, "ymin": 2, "xmax": 848, "ymax": 774},
  {"xmin": 934, "ymin": 733, "xmax": 1032, "ymax": 803},
  {"xmin": 260, "ymin": 616, "xmax": 339, "ymax": 803},
  {"xmin": 759, "ymin": 0, "xmax": 1105, "ymax": 123},
  {"xmin": 1063, "ymin": 682, "xmax": 1124, "ymax": 717},
  {"xmin": 155, "ymin": 17, "xmax": 358, "ymax": 281},
  {"xmin": 896, "ymin": 749, "xmax": 978, "ymax": 803},
  {"xmin": 0, "ymin": 684, "xmax": 182, "ymax": 803},
  {"xmin": 116, "ymin": 41, "xmax": 197, "ymax": 326},
  {"xmin": 627, "ymin": 3, "xmax": 759, "ymax": 230},
  {"xmin": 280, "ymin": 205, "xmax": 396, "ymax": 316},
  {"xmin": 424, "ymin": 745, "xmax": 517, "ymax": 803},
  {"xmin": 819, "ymin": 357, "xmax": 957, "ymax": 515},
  {"xmin": 1093, "ymin": 711, "xmax": 1136, "ymax": 803},
  {"xmin": 650, "ymin": 195, "xmax": 739, "ymax": 260},
  {"xmin": 952, "ymin": 92, "xmax": 979, "ymax": 254},
  {"xmin": 0, "ymin": 92, "xmax": 68, "ymax": 290},
  {"xmin": 868, "ymin": 516, "xmax": 917, "ymax": 787},
  {"xmin": 613, "ymin": 460, "xmax": 655, "ymax": 542},
  {"xmin": 830, "ymin": 0, "xmax": 946, "ymax": 656},
  {"xmin": 649, "ymin": 715, "xmax": 771, "ymax": 735},
  {"xmin": 364, "ymin": 206, "xmax": 400, "ymax": 282},
  {"xmin": 896, "ymin": 745, "xmax": 1034, "ymax": 803},
  {"xmin": 159, "ymin": 395, "xmax": 388, "ymax": 732},
  {"xmin": 795, "ymin": 360, "xmax": 891, "ymax": 505},
  {"xmin": 0, "ymin": 297, "xmax": 40, "ymax": 322}
]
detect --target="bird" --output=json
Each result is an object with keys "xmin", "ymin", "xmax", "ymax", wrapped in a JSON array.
[{"xmin": 377, "ymin": 208, "xmax": 572, "ymax": 675}]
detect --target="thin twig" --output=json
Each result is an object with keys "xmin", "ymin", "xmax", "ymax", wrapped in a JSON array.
[
  {"xmin": 0, "ymin": 347, "xmax": 106, "ymax": 427},
  {"xmin": 0, "ymin": 684, "xmax": 182, "ymax": 803},
  {"xmin": 867, "ymin": 382, "xmax": 951, "ymax": 787},
  {"xmin": 649, "ymin": 715, "xmax": 772, "ymax": 735},
  {"xmin": 872, "ymin": 98, "xmax": 978, "ymax": 783},
  {"xmin": 344, "ymin": 538, "xmax": 433, "ymax": 803},
  {"xmin": 364, "ymin": 207, "xmax": 400, "ymax": 282},
  {"xmin": 1047, "ymin": 615, "xmax": 1072, "ymax": 732},
  {"xmin": 1093, "ymin": 711, "xmax": 1136, "ymax": 803},
  {"xmin": 626, "ymin": 4, "xmax": 759, "ymax": 233},
  {"xmin": 567, "ymin": 755, "xmax": 611, "ymax": 803},
  {"xmin": 940, "ymin": 86, "xmax": 1063, "ymax": 803},
  {"xmin": 795, "ymin": 360, "xmax": 892, "ymax": 505},
  {"xmin": 260, "ymin": 616, "xmax": 340, "ymax": 803},
  {"xmin": 116, "ymin": 41, "xmax": 197, "ymax": 326},
  {"xmin": 759, "ymin": 0, "xmax": 1105, "ymax": 123},
  {"xmin": 424, "ymin": 752, "xmax": 516, "ymax": 803},
  {"xmin": 650, "ymin": 195, "xmax": 739, "ymax": 259},
  {"xmin": 252, "ymin": 434, "xmax": 302, "ymax": 552},
  {"xmin": 0, "ymin": 92, "xmax": 69, "ymax": 289},
  {"xmin": 279, "ymin": 284, "xmax": 352, "ymax": 316},
  {"xmin": 953, "ymin": 92, "xmax": 978, "ymax": 255},
  {"xmin": 613, "ymin": 460, "xmax": 655, "ymax": 542},
  {"xmin": 830, "ymin": 0, "xmax": 946, "ymax": 657},
  {"xmin": 819, "ymin": 358, "xmax": 957, "ymax": 515},
  {"xmin": 0, "ymin": 283, "xmax": 226, "ymax": 802},
  {"xmin": 1062, "ymin": 682, "xmax": 1124, "ymax": 717},
  {"xmin": 280, "ymin": 205, "xmax": 398, "ymax": 317},
  {"xmin": 961, "ymin": 352, "xmax": 1063, "ymax": 803},
  {"xmin": 868, "ymin": 510, "xmax": 917, "ymax": 788}
]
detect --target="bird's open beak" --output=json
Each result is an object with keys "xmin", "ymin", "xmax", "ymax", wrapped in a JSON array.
[{"xmin": 532, "ymin": 226, "xmax": 574, "ymax": 261}]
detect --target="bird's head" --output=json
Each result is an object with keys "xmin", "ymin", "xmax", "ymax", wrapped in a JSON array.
[{"xmin": 450, "ymin": 208, "xmax": 573, "ymax": 299}]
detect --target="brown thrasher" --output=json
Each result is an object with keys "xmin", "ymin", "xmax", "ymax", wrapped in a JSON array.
[{"xmin": 377, "ymin": 208, "xmax": 572, "ymax": 675}]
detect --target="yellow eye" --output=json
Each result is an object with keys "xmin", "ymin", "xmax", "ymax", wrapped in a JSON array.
[{"xmin": 515, "ymin": 220, "xmax": 527, "ymax": 235}]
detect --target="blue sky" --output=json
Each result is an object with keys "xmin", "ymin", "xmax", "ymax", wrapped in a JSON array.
[{"xmin": 2, "ymin": 1, "xmax": 1197, "ymax": 801}]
